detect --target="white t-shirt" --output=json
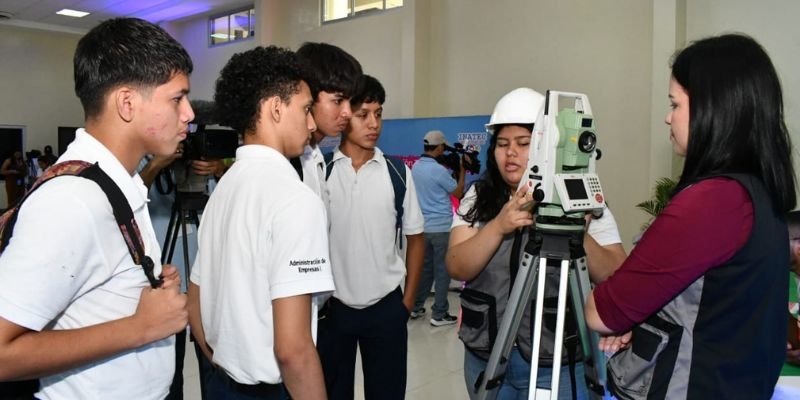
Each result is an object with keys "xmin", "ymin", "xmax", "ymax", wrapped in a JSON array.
[
  {"xmin": 190, "ymin": 145, "xmax": 335, "ymax": 385},
  {"xmin": 0, "ymin": 129, "xmax": 173, "ymax": 400},
  {"xmin": 453, "ymin": 185, "xmax": 622, "ymax": 246},
  {"xmin": 326, "ymin": 147, "xmax": 425, "ymax": 308}
]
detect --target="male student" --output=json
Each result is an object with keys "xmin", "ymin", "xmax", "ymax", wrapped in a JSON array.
[
  {"xmin": 320, "ymin": 74, "xmax": 424, "ymax": 399},
  {"xmin": 295, "ymin": 42, "xmax": 363, "ymax": 204},
  {"xmin": 0, "ymin": 18, "xmax": 191, "ymax": 399},
  {"xmin": 188, "ymin": 46, "xmax": 335, "ymax": 400}
]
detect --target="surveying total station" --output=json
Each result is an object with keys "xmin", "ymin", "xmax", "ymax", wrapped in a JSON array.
[{"xmin": 475, "ymin": 91, "xmax": 608, "ymax": 400}]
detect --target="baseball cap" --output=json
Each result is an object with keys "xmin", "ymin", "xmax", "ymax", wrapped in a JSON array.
[{"xmin": 423, "ymin": 130, "xmax": 448, "ymax": 146}]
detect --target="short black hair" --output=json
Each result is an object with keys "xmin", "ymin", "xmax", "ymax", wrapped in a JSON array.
[
  {"xmin": 350, "ymin": 74, "xmax": 385, "ymax": 109},
  {"xmin": 74, "ymin": 18, "xmax": 193, "ymax": 119},
  {"xmin": 214, "ymin": 46, "xmax": 306, "ymax": 135},
  {"xmin": 296, "ymin": 42, "xmax": 362, "ymax": 100},
  {"xmin": 671, "ymin": 33, "xmax": 796, "ymax": 212}
]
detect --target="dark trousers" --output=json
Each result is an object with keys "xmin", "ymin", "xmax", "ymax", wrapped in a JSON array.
[
  {"xmin": 317, "ymin": 287, "xmax": 409, "ymax": 400},
  {"xmin": 165, "ymin": 329, "xmax": 187, "ymax": 400}
]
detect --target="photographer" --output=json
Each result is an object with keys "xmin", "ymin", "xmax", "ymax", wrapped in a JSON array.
[{"xmin": 410, "ymin": 130, "xmax": 465, "ymax": 325}]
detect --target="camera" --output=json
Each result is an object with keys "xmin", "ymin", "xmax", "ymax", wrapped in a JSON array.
[
  {"xmin": 181, "ymin": 125, "xmax": 239, "ymax": 161},
  {"xmin": 24, "ymin": 150, "xmax": 41, "ymax": 161},
  {"xmin": 436, "ymin": 142, "xmax": 481, "ymax": 176}
]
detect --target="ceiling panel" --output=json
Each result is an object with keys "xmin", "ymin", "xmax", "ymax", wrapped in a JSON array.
[{"xmin": 0, "ymin": 0, "xmax": 252, "ymax": 31}]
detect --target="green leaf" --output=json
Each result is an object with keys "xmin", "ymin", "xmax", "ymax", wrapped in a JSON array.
[{"xmin": 636, "ymin": 177, "xmax": 677, "ymax": 229}]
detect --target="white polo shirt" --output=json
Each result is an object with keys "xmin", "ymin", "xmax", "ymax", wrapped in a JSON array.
[
  {"xmin": 327, "ymin": 146, "xmax": 425, "ymax": 308},
  {"xmin": 453, "ymin": 185, "xmax": 622, "ymax": 246},
  {"xmin": 190, "ymin": 145, "xmax": 335, "ymax": 385},
  {"xmin": 0, "ymin": 129, "xmax": 173, "ymax": 400},
  {"xmin": 300, "ymin": 144, "xmax": 329, "ymax": 211}
]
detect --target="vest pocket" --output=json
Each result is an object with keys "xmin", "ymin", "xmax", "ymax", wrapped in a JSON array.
[
  {"xmin": 458, "ymin": 288, "xmax": 498, "ymax": 357},
  {"xmin": 607, "ymin": 317, "xmax": 682, "ymax": 400}
]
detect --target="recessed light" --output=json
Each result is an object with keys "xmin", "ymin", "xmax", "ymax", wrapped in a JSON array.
[{"xmin": 56, "ymin": 9, "xmax": 90, "ymax": 18}]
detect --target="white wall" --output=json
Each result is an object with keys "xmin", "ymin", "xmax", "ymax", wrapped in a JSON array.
[
  {"xmin": 423, "ymin": 0, "xmax": 654, "ymax": 246},
  {"xmin": 0, "ymin": 25, "xmax": 83, "ymax": 152},
  {"xmin": 0, "ymin": 24, "xmax": 84, "ymax": 209},
  {"xmin": 164, "ymin": 13, "xmax": 258, "ymax": 102}
]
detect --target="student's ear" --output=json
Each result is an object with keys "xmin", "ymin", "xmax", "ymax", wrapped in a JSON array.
[
  {"xmin": 114, "ymin": 86, "xmax": 136, "ymax": 123},
  {"xmin": 264, "ymin": 96, "xmax": 282, "ymax": 124}
]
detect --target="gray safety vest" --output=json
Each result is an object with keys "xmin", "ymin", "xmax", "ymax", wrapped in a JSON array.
[
  {"xmin": 606, "ymin": 174, "xmax": 787, "ymax": 400},
  {"xmin": 458, "ymin": 230, "xmax": 582, "ymax": 366}
]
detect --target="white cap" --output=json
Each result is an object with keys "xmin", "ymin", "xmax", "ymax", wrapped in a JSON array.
[{"xmin": 423, "ymin": 130, "xmax": 448, "ymax": 146}]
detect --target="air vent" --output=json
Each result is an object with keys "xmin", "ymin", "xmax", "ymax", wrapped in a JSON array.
[{"xmin": 0, "ymin": 11, "xmax": 14, "ymax": 20}]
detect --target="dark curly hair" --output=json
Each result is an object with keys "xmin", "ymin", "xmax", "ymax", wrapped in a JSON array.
[
  {"xmin": 296, "ymin": 42, "xmax": 362, "ymax": 100},
  {"xmin": 214, "ymin": 46, "xmax": 306, "ymax": 135},
  {"xmin": 74, "ymin": 18, "xmax": 192, "ymax": 119},
  {"xmin": 460, "ymin": 124, "xmax": 533, "ymax": 225}
]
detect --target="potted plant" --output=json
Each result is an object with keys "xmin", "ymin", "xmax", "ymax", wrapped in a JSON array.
[{"xmin": 633, "ymin": 177, "xmax": 677, "ymax": 243}]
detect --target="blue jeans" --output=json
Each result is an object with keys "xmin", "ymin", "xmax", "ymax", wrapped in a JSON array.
[
  {"xmin": 414, "ymin": 232, "xmax": 451, "ymax": 319},
  {"xmin": 463, "ymin": 346, "xmax": 588, "ymax": 400}
]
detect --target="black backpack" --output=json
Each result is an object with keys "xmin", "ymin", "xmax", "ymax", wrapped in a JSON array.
[{"xmin": 0, "ymin": 160, "xmax": 162, "ymax": 399}]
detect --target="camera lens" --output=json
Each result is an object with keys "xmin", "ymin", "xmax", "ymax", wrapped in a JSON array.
[{"xmin": 578, "ymin": 131, "xmax": 596, "ymax": 153}]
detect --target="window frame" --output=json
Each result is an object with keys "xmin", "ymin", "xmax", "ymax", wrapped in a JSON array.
[
  {"xmin": 321, "ymin": 0, "xmax": 403, "ymax": 24},
  {"xmin": 208, "ymin": 6, "xmax": 256, "ymax": 47}
]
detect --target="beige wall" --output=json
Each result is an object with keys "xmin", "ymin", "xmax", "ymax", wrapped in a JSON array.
[
  {"xmin": 3, "ymin": 0, "xmax": 798, "ymax": 240},
  {"xmin": 685, "ymin": 0, "xmax": 800, "ymax": 197},
  {"xmin": 0, "ymin": 24, "xmax": 83, "ymax": 208},
  {"xmin": 423, "ymin": 0, "xmax": 654, "ymax": 246}
]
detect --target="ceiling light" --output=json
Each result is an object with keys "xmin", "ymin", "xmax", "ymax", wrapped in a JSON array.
[{"xmin": 56, "ymin": 9, "xmax": 90, "ymax": 18}]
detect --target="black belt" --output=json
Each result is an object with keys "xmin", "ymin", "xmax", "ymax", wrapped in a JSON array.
[{"xmin": 213, "ymin": 366, "xmax": 283, "ymax": 397}]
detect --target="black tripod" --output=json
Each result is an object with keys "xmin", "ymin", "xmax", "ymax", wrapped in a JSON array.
[
  {"xmin": 161, "ymin": 191, "xmax": 207, "ymax": 270},
  {"xmin": 161, "ymin": 191, "xmax": 207, "ymax": 400}
]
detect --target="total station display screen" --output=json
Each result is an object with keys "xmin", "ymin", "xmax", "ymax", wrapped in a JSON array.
[{"xmin": 564, "ymin": 178, "xmax": 589, "ymax": 200}]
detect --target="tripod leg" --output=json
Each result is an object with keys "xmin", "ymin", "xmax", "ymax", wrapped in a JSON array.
[
  {"xmin": 527, "ymin": 256, "xmax": 551, "ymax": 400},
  {"xmin": 180, "ymin": 210, "xmax": 190, "ymax": 274},
  {"xmin": 475, "ymin": 252, "xmax": 541, "ymax": 400},
  {"xmin": 568, "ymin": 257, "xmax": 606, "ymax": 399},
  {"xmin": 162, "ymin": 204, "xmax": 180, "ymax": 264},
  {"xmin": 166, "ymin": 207, "xmax": 183, "ymax": 264},
  {"xmin": 540, "ymin": 259, "xmax": 570, "ymax": 400}
]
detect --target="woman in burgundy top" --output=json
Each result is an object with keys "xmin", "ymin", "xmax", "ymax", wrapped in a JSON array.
[{"xmin": 585, "ymin": 34, "xmax": 796, "ymax": 399}]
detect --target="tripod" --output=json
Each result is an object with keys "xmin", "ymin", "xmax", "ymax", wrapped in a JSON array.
[
  {"xmin": 161, "ymin": 191, "xmax": 207, "ymax": 274},
  {"xmin": 475, "ymin": 221, "xmax": 606, "ymax": 400}
]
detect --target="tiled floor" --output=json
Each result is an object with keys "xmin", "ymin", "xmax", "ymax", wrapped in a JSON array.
[
  {"xmin": 181, "ymin": 291, "xmax": 469, "ymax": 400},
  {"xmin": 179, "ymin": 290, "xmax": 800, "ymax": 399}
]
